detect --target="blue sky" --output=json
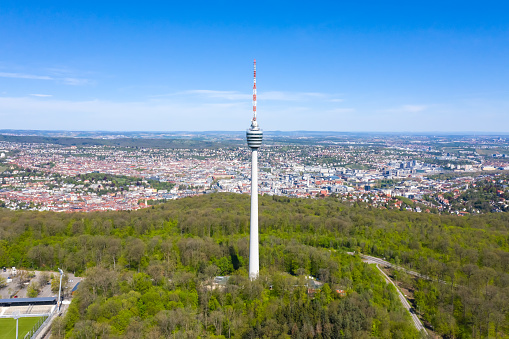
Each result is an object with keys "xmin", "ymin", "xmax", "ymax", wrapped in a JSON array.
[{"xmin": 1, "ymin": 1, "xmax": 508, "ymax": 132}]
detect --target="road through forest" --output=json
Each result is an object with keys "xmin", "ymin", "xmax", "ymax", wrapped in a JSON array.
[{"xmin": 347, "ymin": 252, "xmax": 427, "ymax": 334}]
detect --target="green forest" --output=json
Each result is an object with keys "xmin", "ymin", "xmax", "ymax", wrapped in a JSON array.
[{"xmin": 0, "ymin": 193, "xmax": 508, "ymax": 338}]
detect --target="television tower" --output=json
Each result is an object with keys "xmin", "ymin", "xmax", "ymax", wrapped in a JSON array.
[{"xmin": 246, "ymin": 59, "xmax": 263, "ymax": 279}]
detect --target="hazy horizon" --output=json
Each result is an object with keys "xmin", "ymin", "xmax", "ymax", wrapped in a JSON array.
[{"xmin": 1, "ymin": 129, "xmax": 509, "ymax": 137}]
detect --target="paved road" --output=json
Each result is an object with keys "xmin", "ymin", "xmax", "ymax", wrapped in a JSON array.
[
  {"xmin": 36, "ymin": 303, "xmax": 70, "ymax": 339},
  {"xmin": 375, "ymin": 264, "xmax": 427, "ymax": 333},
  {"xmin": 350, "ymin": 253, "xmax": 425, "ymax": 277},
  {"xmin": 356, "ymin": 253, "xmax": 449, "ymax": 286},
  {"xmin": 347, "ymin": 252, "xmax": 428, "ymax": 333}
]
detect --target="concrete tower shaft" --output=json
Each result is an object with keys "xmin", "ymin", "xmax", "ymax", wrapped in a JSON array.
[
  {"xmin": 247, "ymin": 59, "xmax": 262, "ymax": 280},
  {"xmin": 248, "ymin": 149, "xmax": 259, "ymax": 280}
]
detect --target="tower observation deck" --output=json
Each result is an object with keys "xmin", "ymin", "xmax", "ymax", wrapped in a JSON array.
[{"xmin": 246, "ymin": 121, "xmax": 263, "ymax": 149}]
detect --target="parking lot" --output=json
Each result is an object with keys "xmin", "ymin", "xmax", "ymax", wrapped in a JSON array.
[{"xmin": 0, "ymin": 268, "xmax": 81, "ymax": 300}]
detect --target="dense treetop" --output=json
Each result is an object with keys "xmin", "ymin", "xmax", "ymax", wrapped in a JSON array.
[{"xmin": 0, "ymin": 193, "xmax": 507, "ymax": 338}]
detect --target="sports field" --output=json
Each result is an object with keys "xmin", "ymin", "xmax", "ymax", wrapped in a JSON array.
[{"xmin": 0, "ymin": 317, "xmax": 43, "ymax": 339}]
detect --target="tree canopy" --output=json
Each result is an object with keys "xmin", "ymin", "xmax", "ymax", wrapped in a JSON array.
[{"xmin": 0, "ymin": 193, "xmax": 507, "ymax": 337}]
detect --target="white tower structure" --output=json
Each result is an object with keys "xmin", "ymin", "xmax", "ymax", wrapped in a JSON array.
[{"xmin": 246, "ymin": 59, "xmax": 262, "ymax": 279}]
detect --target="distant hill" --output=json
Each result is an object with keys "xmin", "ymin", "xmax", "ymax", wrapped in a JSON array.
[{"xmin": 0, "ymin": 134, "xmax": 238, "ymax": 149}]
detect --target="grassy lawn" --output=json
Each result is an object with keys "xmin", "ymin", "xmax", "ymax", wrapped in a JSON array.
[
  {"xmin": 0, "ymin": 317, "xmax": 43, "ymax": 339},
  {"xmin": 476, "ymin": 148, "xmax": 509, "ymax": 156}
]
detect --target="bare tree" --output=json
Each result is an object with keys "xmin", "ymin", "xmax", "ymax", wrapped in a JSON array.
[
  {"xmin": 16, "ymin": 270, "xmax": 30, "ymax": 289},
  {"xmin": 107, "ymin": 238, "xmax": 121, "ymax": 270},
  {"xmin": 38, "ymin": 272, "xmax": 50, "ymax": 286}
]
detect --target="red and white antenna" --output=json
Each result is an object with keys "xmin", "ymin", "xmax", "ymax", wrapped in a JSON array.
[{"xmin": 252, "ymin": 59, "xmax": 257, "ymax": 121}]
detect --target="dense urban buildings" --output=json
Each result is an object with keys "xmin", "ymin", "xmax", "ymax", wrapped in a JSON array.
[
  {"xmin": 1, "ymin": 131, "xmax": 509, "ymax": 338},
  {"xmin": 1, "ymin": 132, "xmax": 509, "ymax": 214}
]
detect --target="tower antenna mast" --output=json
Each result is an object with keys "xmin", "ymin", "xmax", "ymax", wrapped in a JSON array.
[{"xmin": 253, "ymin": 59, "xmax": 257, "ymax": 122}]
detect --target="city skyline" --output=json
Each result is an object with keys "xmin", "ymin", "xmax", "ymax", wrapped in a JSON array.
[{"xmin": 1, "ymin": 1, "xmax": 509, "ymax": 132}]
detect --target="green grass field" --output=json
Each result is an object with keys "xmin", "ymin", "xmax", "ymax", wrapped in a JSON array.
[
  {"xmin": 0, "ymin": 317, "xmax": 43, "ymax": 339},
  {"xmin": 476, "ymin": 148, "xmax": 509, "ymax": 156}
]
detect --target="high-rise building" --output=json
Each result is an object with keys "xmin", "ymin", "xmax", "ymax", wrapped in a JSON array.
[{"xmin": 246, "ymin": 59, "xmax": 262, "ymax": 279}]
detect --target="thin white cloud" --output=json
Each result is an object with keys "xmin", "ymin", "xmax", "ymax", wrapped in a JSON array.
[
  {"xmin": 0, "ymin": 72, "xmax": 89, "ymax": 86},
  {"xmin": 0, "ymin": 72, "xmax": 53, "ymax": 80},
  {"xmin": 30, "ymin": 94, "xmax": 52, "ymax": 97},
  {"xmin": 45, "ymin": 67, "xmax": 78, "ymax": 76},
  {"xmin": 0, "ymin": 96, "xmax": 248, "ymax": 131},
  {"xmin": 381, "ymin": 105, "xmax": 428, "ymax": 113},
  {"xmin": 301, "ymin": 92, "xmax": 327, "ymax": 98},
  {"xmin": 180, "ymin": 90, "xmax": 251, "ymax": 101},
  {"xmin": 167, "ymin": 90, "xmax": 335, "ymax": 102},
  {"xmin": 260, "ymin": 91, "xmax": 329, "ymax": 101},
  {"xmin": 62, "ymin": 78, "xmax": 91, "ymax": 86},
  {"xmin": 329, "ymin": 98, "xmax": 344, "ymax": 103},
  {"xmin": 327, "ymin": 108, "xmax": 355, "ymax": 113},
  {"xmin": 0, "ymin": 96, "xmax": 508, "ymax": 132},
  {"xmin": 401, "ymin": 105, "xmax": 427, "ymax": 113}
]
